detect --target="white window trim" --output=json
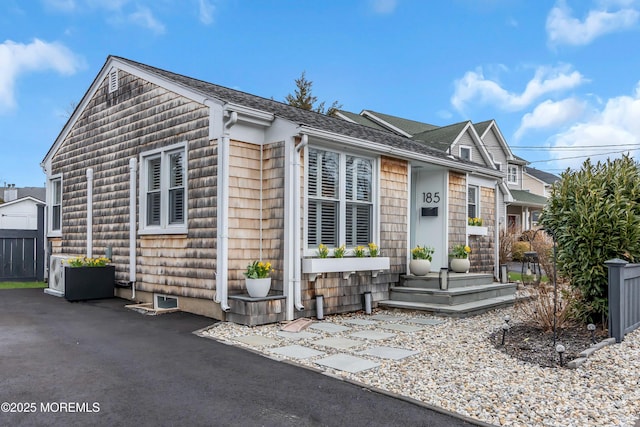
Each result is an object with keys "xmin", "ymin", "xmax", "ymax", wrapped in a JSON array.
[
  {"xmin": 47, "ymin": 174, "xmax": 63, "ymax": 237},
  {"xmin": 494, "ymin": 161, "xmax": 502, "ymax": 171},
  {"xmin": 139, "ymin": 142, "xmax": 188, "ymax": 235},
  {"xmin": 467, "ymin": 184, "xmax": 480, "ymax": 219},
  {"xmin": 459, "ymin": 145, "xmax": 472, "ymax": 161},
  {"xmin": 508, "ymin": 165, "xmax": 518, "ymax": 184},
  {"xmin": 303, "ymin": 145, "xmax": 379, "ymax": 257}
]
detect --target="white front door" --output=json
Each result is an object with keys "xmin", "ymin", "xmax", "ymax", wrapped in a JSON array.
[{"xmin": 410, "ymin": 168, "xmax": 448, "ymax": 271}]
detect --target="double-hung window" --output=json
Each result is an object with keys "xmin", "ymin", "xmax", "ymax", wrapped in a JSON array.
[
  {"xmin": 307, "ymin": 147, "xmax": 375, "ymax": 250},
  {"xmin": 468, "ymin": 185, "xmax": 479, "ymax": 219},
  {"xmin": 141, "ymin": 143, "xmax": 187, "ymax": 234},
  {"xmin": 49, "ymin": 176, "xmax": 62, "ymax": 235},
  {"xmin": 507, "ymin": 165, "xmax": 518, "ymax": 184}
]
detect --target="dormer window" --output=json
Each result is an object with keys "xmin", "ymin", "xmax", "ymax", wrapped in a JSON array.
[{"xmin": 460, "ymin": 146, "xmax": 472, "ymax": 161}]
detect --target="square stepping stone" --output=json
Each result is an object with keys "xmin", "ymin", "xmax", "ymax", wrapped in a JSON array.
[
  {"xmin": 358, "ymin": 346, "xmax": 419, "ymax": 360},
  {"xmin": 343, "ymin": 319, "xmax": 378, "ymax": 326},
  {"xmin": 380, "ymin": 324, "xmax": 424, "ymax": 333},
  {"xmin": 269, "ymin": 345, "xmax": 324, "ymax": 359},
  {"xmin": 350, "ymin": 330, "xmax": 396, "ymax": 340},
  {"xmin": 309, "ymin": 323, "xmax": 351, "ymax": 334},
  {"xmin": 408, "ymin": 318, "xmax": 445, "ymax": 326},
  {"xmin": 314, "ymin": 337, "xmax": 363, "ymax": 350},
  {"xmin": 276, "ymin": 331, "xmax": 320, "ymax": 340},
  {"xmin": 370, "ymin": 314, "xmax": 399, "ymax": 321},
  {"xmin": 235, "ymin": 335, "xmax": 279, "ymax": 347},
  {"xmin": 315, "ymin": 354, "xmax": 380, "ymax": 373}
]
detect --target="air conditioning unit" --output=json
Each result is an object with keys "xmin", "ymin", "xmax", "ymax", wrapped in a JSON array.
[{"xmin": 44, "ymin": 255, "xmax": 73, "ymax": 297}]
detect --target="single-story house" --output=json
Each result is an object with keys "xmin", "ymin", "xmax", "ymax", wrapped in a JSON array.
[{"xmin": 41, "ymin": 56, "xmax": 504, "ymax": 325}]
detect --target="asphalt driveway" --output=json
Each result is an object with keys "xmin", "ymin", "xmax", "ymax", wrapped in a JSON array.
[{"xmin": 0, "ymin": 289, "xmax": 480, "ymax": 427}]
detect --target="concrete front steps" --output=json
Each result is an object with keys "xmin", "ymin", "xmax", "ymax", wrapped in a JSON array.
[{"xmin": 378, "ymin": 272, "xmax": 517, "ymax": 317}]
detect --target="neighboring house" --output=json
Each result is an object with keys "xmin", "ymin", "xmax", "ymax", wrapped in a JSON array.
[
  {"xmin": 41, "ymin": 56, "xmax": 503, "ymax": 325},
  {"xmin": 0, "ymin": 186, "xmax": 45, "ymax": 230},
  {"xmin": 337, "ymin": 110, "xmax": 559, "ymax": 233}
]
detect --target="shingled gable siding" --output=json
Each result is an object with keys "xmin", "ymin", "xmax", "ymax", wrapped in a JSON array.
[
  {"xmin": 469, "ymin": 187, "xmax": 495, "ymax": 274},
  {"xmin": 226, "ymin": 140, "xmax": 285, "ymax": 294},
  {"xmin": 448, "ymin": 171, "xmax": 467, "ymax": 251},
  {"xmin": 448, "ymin": 172, "xmax": 495, "ymax": 274},
  {"xmin": 50, "ymin": 70, "xmax": 215, "ymax": 299},
  {"xmin": 299, "ymin": 156, "xmax": 405, "ymax": 317}
]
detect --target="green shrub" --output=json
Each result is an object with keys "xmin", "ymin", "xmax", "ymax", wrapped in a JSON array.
[
  {"xmin": 511, "ymin": 241, "xmax": 530, "ymax": 262},
  {"xmin": 540, "ymin": 155, "xmax": 640, "ymax": 323}
]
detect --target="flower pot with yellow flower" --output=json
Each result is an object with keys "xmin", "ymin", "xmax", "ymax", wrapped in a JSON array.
[
  {"xmin": 64, "ymin": 256, "xmax": 115, "ymax": 301},
  {"xmin": 409, "ymin": 245, "xmax": 434, "ymax": 276},
  {"xmin": 244, "ymin": 260, "xmax": 274, "ymax": 298},
  {"xmin": 449, "ymin": 244, "xmax": 471, "ymax": 273}
]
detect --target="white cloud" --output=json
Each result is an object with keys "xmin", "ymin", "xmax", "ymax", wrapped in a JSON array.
[
  {"xmin": 546, "ymin": 0, "xmax": 640, "ymax": 46},
  {"xmin": 0, "ymin": 39, "xmax": 84, "ymax": 112},
  {"xmin": 43, "ymin": 0, "xmax": 77, "ymax": 12},
  {"xmin": 515, "ymin": 98, "xmax": 587, "ymax": 139},
  {"xmin": 370, "ymin": 0, "xmax": 397, "ymax": 14},
  {"xmin": 547, "ymin": 82, "xmax": 640, "ymax": 170},
  {"xmin": 129, "ymin": 5, "xmax": 165, "ymax": 34},
  {"xmin": 451, "ymin": 64, "xmax": 587, "ymax": 112},
  {"xmin": 198, "ymin": 0, "xmax": 215, "ymax": 25}
]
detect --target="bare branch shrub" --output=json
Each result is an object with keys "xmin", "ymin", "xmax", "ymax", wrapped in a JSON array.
[{"xmin": 516, "ymin": 282, "xmax": 577, "ymax": 331}]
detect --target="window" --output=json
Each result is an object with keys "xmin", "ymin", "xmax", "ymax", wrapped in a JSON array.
[
  {"xmin": 468, "ymin": 185, "xmax": 478, "ymax": 219},
  {"xmin": 494, "ymin": 162, "xmax": 502, "ymax": 171},
  {"xmin": 508, "ymin": 165, "xmax": 518, "ymax": 184},
  {"xmin": 307, "ymin": 148, "xmax": 374, "ymax": 250},
  {"xmin": 141, "ymin": 143, "xmax": 187, "ymax": 233},
  {"xmin": 49, "ymin": 176, "xmax": 62, "ymax": 234},
  {"xmin": 460, "ymin": 146, "xmax": 472, "ymax": 161}
]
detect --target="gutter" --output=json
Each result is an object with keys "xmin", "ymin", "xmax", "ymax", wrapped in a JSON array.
[{"xmin": 214, "ymin": 109, "xmax": 237, "ymax": 312}]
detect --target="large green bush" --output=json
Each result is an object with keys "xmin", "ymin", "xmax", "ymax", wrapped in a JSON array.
[{"xmin": 540, "ymin": 155, "xmax": 640, "ymax": 323}]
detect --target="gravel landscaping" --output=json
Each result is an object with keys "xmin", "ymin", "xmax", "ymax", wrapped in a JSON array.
[{"xmin": 202, "ymin": 303, "xmax": 640, "ymax": 427}]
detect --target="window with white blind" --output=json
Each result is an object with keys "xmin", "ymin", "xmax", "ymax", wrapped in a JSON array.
[
  {"xmin": 48, "ymin": 175, "xmax": 62, "ymax": 235},
  {"xmin": 140, "ymin": 143, "xmax": 187, "ymax": 234},
  {"xmin": 307, "ymin": 147, "xmax": 375, "ymax": 251}
]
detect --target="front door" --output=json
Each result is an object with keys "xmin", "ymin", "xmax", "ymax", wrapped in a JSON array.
[{"xmin": 410, "ymin": 167, "xmax": 447, "ymax": 271}]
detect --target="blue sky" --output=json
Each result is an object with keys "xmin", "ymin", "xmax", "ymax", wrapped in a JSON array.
[{"xmin": 2, "ymin": 0, "xmax": 640, "ymax": 187}]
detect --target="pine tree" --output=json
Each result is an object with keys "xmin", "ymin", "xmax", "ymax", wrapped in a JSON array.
[{"xmin": 284, "ymin": 71, "xmax": 341, "ymax": 116}]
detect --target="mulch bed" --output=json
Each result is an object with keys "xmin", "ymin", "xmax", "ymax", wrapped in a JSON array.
[{"xmin": 489, "ymin": 323, "xmax": 609, "ymax": 368}]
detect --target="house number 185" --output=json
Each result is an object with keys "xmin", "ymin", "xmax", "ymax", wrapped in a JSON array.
[{"xmin": 422, "ymin": 192, "xmax": 440, "ymax": 204}]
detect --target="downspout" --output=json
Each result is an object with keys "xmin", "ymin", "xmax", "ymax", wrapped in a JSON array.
[
  {"xmin": 129, "ymin": 158, "xmax": 137, "ymax": 299},
  {"xmin": 494, "ymin": 182, "xmax": 500, "ymax": 280},
  {"xmin": 214, "ymin": 110, "xmax": 237, "ymax": 312},
  {"xmin": 292, "ymin": 134, "xmax": 308, "ymax": 311},
  {"xmin": 86, "ymin": 168, "xmax": 93, "ymax": 258}
]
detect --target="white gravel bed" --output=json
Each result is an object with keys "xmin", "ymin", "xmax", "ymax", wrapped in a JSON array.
[{"xmin": 201, "ymin": 306, "xmax": 640, "ymax": 427}]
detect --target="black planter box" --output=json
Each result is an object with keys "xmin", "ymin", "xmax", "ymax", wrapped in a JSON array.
[{"xmin": 64, "ymin": 265, "xmax": 115, "ymax": 302}]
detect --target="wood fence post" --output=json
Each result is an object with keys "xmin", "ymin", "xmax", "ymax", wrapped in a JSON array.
[{"xmin": 605, "ymin": 258, "xmax": 627, "ymax": 343}]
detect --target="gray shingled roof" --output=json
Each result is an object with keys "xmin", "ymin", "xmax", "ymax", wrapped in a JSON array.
[
  {"xmin": 116, "ymin": 56, "xmax": 474, "ymax": 165},
  {"xmin": 361, "ymin": 110, "xmax": 438, "ymax": 135},
  {"xmin": 1, "ymin": 186, "xmax": 45, "ymax": 202},
  {"xmin": 510, "ymin": 189, "xmax": 548, "ymax": 207},
  {"xmin": 411, "ymin": 121, "xmax": 470, "ymax": 152},
  {"xmin": 525, "ymin": 167, "xmax": 559, "ymax": 184},
  {"xmin": 473, "ymin": 120, "xmax": 492, "ymax": 136},
  {"xmin": 335, "ymin": 110, "xmax": 389, "ymax": 131}
]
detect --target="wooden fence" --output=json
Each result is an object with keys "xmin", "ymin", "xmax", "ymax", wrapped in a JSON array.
[
  {"xmin": 0, "ymin": 205, "xmax": 44, "ymax": 281},
  {"xmin": 605, "ymin": 258, "xmax": 640, "ymax": 343}
]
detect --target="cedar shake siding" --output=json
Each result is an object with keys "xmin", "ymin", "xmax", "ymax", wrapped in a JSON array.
[
  {"xmin": 448, "ymin": 171, "xmax": 467, "ymax": 248},
  {"xmin": 469, "ymin": 187, "xmax": 495, "ymax": 274},
  {"xmin": 50, "ymin": 70, "xmax": 215, "ymax": 299},
  {"xmin": 227, "ymin": 140, "xmax": 285, "ymax": 294}
]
